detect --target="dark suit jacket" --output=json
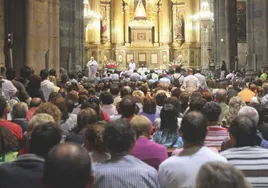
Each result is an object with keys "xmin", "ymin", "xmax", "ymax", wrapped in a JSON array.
[
  {"xmin": 0, "ymin": 154, "xmax": 44, "ymax": 188},
  {"xmin": 12, "ymin": 119, "xmax": 29, "ymax": 133}
]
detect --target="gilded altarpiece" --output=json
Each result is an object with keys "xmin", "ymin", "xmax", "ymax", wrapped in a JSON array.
[
  {"xmin": 170, "ymin": 1, "xmax": 200, "ymax": 69},
  {"xmin": 84, "ymin": 0, "xmax": 201, "ymax": 70}
]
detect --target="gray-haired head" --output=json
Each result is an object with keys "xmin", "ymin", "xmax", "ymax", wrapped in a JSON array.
[
  {"xmin": 238, "ymin": 106, "xmax": 259, "ymax": 126},
  {"xmin": 12, "ymin": 102, "xmax": 28, "ymax": 119}
]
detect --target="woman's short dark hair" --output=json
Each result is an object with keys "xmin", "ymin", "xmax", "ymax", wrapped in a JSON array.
[
  {"xmin": 29, "ymin": 74, "xmax": 42, "ymax": 89},
  {"xmin": 155, "ymin": 92, "xmax": 167, "ymax": 106},
  {"xmin": 202, "ymin": 102, "xmax": 222, "ymax": 122},
  {"xmin": 49, "ymin": 69, "xmax": 57, "ymax": 77},
  {"xmin": 164, "ymin": 97, "xmax": 181, "ymax": 116},
  {"xmin": 110, "ymin": 84, "xmax": 120, "ymax": 95},
  {"xmin": 77, "ymin": 108, "xmax": 98, "ymax": 133},
  {"xmin": 40, "ymin": 69, "xmax": 49, "ymax": 81},
  {"xmin": 119, "ymin": 96, "xmax": 136, "ymax": 118},
  {"xmin": 180, "ymin": 111, "xmax": 208, "ymax": 145},
  {"xmin": 189, "ymin": 97, "xmax": 207, "ymax": 112},
  {"xmin": 120, "ymin": 87, "xmax": 131, "ymax": 98},
  {"xmin": 202, "ymin": 91, "xmax": 213, "ymax": 102},
  {"xmin": 103, "ymin": 119, "xmax": 135, "ymax": 153},
  {"xmin": 29, "ymin": 123, "xmax": 62, "ymax": 158},
  {"xmin": 86, "ymin": 121, "xmax": 107, "ymax": 153},
  {"xmin": 171, "ymin": 88, "xmax": 181, "ymax": 99},
  {"xmin": 100, "ymin": 91, "xmax": 114, "ymax": 105},
  {"xmin": 142, "ymin": 97, "xmax": 156, "ymax": 114}
]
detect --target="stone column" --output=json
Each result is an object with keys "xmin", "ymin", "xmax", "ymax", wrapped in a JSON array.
[
  {"xmin": 200, "ymin": 0, "xmax": 213, "ymax": 70},
  {"xmin": 124, "ymin": 4, "xmax": 130, "ymax": 46},
  {"xmin": 185, "ymin": 0, "xmax": 198, "ymax": 43},
  {"xmin": 159, "ymin": 0, "xmax": 170, "ymax": 45},
  {"xmin": 26, "ymin": 0, "xmax": 60, "ymax": 73},
  {"xmin": 214, "ymin": 0, "xmax": 237, "ymax": 70},
  {"xmin": 0, "ymin": 0, "xmax": 4, "ymax": 66},
  {"xmin": 90, "ymin": 0, "xmax": 101, "ymax": 44},
  {"xmin": 154, "ymin": 2, "xmax": 159, "ymax": 45},
  {"xmin": 48, "ymin": 0, "xmax": 60, "ymax": 72},
  {"xmin": 226, "ymin": 0, "xmax": 237, "ymax": 70},
  {"xmin": 246, "ymin": 0, "xmax": 268, "ymax": 73},
  {"xmin": 112, "ymin": 0, "xmax": 123, "ymax": 45},
  {"xmin": 106, "ymin": 3, "xmax": 111, "ymax": 44}
]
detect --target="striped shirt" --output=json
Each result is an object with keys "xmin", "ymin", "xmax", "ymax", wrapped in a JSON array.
[
  {"xmin": 221, "ymin": 146, "xmax": 268, "ymax": 188},
  {"xmin": 205, "ymin": 126, "xmax": 229, "ymax": 148},
  {"xmin": 93, "ymin": 154, "xmax": 160, "ymax": 188}
]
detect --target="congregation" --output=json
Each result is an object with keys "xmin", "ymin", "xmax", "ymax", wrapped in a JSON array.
[{"xmin": 0, "ymin": 65, "xmax": 268, "ymax": 188}]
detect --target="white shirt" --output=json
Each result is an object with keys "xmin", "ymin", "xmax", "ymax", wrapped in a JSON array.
[
  {"xmin": 226, "ymin": 73, "xmax": 234, "ymax": 80},
  {"xmin": 130, "ymin": 72, "xmax": 141, "ymax": 81},
  {"xmin": 41, "ymin": 79, "xmax": 55, "ymax": 102},
  {"xmin": 158, "ymin": 147, "xmax": 227, "ymax": 188},
  {"xmin": 129, "ymin": 62, "xmax": 136, "ymax": 71},
  {"xmin": 110, "ymin": 73, "xmax": 119, "ymax": 81},
  {"xmin": 2, "ymin": 79, "xmax": 17, "ymax": 100},
  {"xmin": 159, "ymin": 77, "xmax": 171, "ymax": 86},
  {"xmin": 137, "ymin": 67, "xmax": 148, "ymax": 76},
  {"xmin": 194, "ymin": 73, "xmax": 207, "ymax": 89},
  {"xmin": 172, "ymin": 73, "xmax": 184, "ymax": 85},
  {"xmin": 181, "ymin": 75, "xmax": 200, "ymax": 94}
]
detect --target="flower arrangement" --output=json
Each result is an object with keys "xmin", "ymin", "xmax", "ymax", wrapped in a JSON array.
[
  {"xmin": 106, "ymin": 60, "xmax": 117, "ymax": 71},
  {"xmin": 168, "ymin": 60, "xmax": 184, "ymax": 69},
  {"xmin": 168, "ymin": 55, "xmax": 184, "ymax": 70}
]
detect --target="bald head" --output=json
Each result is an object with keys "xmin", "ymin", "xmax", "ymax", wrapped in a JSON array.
[
  {"xmin": 30, "ymin": 98, "xmax": 42, "ymax": 108},
  {"xmin": 250, "ymin": 84, "xmax": 257, "ymax": 92},
  {"xmin": 216, "ymin": 89, "xmax": 227, "ymax": 103},
  {"xmin": 43, "ymin": 143, "xmax": 93, "ymax": 188}
]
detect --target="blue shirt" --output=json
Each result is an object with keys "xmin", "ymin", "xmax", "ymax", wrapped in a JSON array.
[
  {"xmin": 152, "ymin": 130, "xmax": 184, "ymax": 148},
  {"xmin": 93, "ymin": 155, "xmax": 160, "ymax": 188}
]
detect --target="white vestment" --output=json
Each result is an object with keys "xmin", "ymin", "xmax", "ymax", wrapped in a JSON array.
[
  {"xmin": 87, "ymin": 60, "xmax": 98, "ymax": 79},
  {"xmin": 129, "ymin": 62, "xmax": 136, "ymax": 72}
]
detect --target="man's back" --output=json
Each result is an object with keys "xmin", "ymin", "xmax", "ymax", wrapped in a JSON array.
[
  {"xmin": 194, "ymin": 73, "xmax": 207, "ymax": 89},
  {"xmin": 181, "ymin": 75, "xmax": 200, "ymax": 94},
  {"xmin": 94, "ymin": 155, "xmax": 159, "ymax": 188},
  {"xmin": 41, "ymin": 80, "xmax": 55, "ymax": 101},
  {"xmin": 2, "ymin": 79, "xmax": 17, "ymax": 100},
  {"xmin": 221, "ymin": 146, "xmax": 268, "ymax": 187},
  {"xmin": 158, "ymin": 147, "xmax": 227, "ymax": 188},
  {"xmin": 0, "ymin": 154, "xmax": 44, "ymax": 188}
]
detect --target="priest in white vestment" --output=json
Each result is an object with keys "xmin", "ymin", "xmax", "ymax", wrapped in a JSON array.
[{"xmin": 87, "ymin": 57, "xmax": 98, "ymax": 80}]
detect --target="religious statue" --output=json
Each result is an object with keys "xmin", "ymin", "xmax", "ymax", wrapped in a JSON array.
[
  {"xmin": 175, "ymin": 12, "xmax": 185, "ymax": 42},
  {"xmin": 101, "ymin": 18, "xmax": 108, "ymax": 44},
  {"xmin": 87, "ymin": 57, "xmax": 98, "ymax": 80}
]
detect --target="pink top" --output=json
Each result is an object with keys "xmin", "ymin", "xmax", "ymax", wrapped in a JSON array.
[{"xmin": 131, "ymin": 137, "xmax": 168, "ymax": 169}]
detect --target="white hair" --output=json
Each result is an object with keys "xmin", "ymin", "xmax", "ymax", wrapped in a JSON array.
[
  {"xmin": 28, "ymin": 113, "xmax": 55, "ymax": 133},
  {"xmin": 238, "ymin": 106, "xmax": 259, "ymax": 126}
]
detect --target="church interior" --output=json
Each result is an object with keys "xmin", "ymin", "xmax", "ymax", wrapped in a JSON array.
[{"xmin": 0, "ymin": 0, "xmax": 267, "ymax": 75}]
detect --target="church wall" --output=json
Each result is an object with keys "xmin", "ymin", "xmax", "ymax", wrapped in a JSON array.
[
  {"xmin": 0, "ymin": 0, "xmax": 4, "ymax": 66},
  {"xmin": 59, "ymin": 0, "xmax": 84, "ymax": 72}
]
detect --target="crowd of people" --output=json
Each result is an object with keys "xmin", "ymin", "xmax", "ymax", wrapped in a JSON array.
[{"xmin": 0, "ymin": 64, "xmax": 268, "ymax": 188}]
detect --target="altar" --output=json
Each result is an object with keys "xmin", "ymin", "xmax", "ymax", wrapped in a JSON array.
[{"xmin": 84, "ymin": 0, "xmax": 201, "ymax": 70}]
